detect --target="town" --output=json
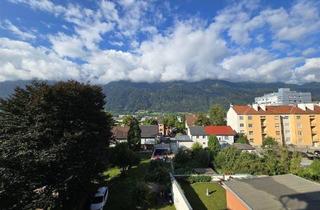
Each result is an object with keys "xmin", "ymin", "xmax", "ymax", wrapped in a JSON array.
[
  {"xmin": 108, "ymin": 88, "xmax": 320, "ymax": 210},
  {"xmin": 1, "ymin": 0, "xmax": 320, "ymax": 210}
]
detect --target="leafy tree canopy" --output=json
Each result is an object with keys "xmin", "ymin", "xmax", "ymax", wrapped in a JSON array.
[
  {"xmin": 208, "ymin": 104, "xmax": 226, "ymax": 125},
  {"xmin": 262, "ymin": 136, "xmax": 279, "ymax": 148},
  {"xmin": 208, "ymin": 135, "xmax": 221, "ymax": 157},
  {"xmin": 236, "ymin": 133, "xmax": 249, "ymax": 144},
  {"xmin": 0, "ymin": 81, "xmax": 113, "ymax": 210}
]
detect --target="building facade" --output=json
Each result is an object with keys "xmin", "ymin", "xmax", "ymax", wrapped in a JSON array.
[
  {"xmin": 227, "ymin": 104, "xmax": 320, "ymax": 147},
  {"xmin": 255, "ymin": 88, "xmax": 312, "ymax": 105}
]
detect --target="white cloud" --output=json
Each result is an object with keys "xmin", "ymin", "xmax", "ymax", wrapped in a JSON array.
[
  {"xmin": 0, "ymin": 38, "xmax": 81, "ymax": 82},
  {"xmin": 2, "ymin": 0, "xmax": 320, "ymax": 85},
  {"xmin": 0, "ymin": 20, "xmax": 36, "ymax": 40}
]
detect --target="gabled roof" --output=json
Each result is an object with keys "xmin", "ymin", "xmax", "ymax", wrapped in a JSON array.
[
  {"xmin": 189, "ymin": 126, "xmax": 206, "ymax": 136},
  {"xmin": 232, "ymin": 104, "xmax": 320, "ymax": 115},
  {"xmin": 233, "ymin": 143, "xmax": 255, "ymax": 150},
  {"xmin": 112, "ymin": 126, "xmax": 129, "ymax": 139},
  {"xmin": 140, "ymin": 125, "xmax": 159, "ymax": 138},
  {"xmin": 224, "ymin": 174, "xmax": 320, "ymax": 210},
  {"xmin": 204, "ymin": 125, "xmax": 236, "ymax": 136},
  {"xmin": 185, "ymin": 114, "xmax": 198, "ymax": 126}
]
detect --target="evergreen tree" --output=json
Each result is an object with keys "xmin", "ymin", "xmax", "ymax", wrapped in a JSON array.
[
  {"xmin": 127, "ymin": 117, "xmax": 141, "ymax": 150},
  {"xmin": 0, "ymin": 81, "xmax": 113, "ymax": 210}
]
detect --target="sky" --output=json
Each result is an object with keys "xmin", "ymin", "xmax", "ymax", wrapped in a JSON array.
[{"xmin": 0, "ymin": 0, "xmax": 320, "ymax": 84}]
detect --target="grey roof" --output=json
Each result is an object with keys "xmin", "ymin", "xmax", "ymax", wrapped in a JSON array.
[
  {"xmin": 173, "ymin": 135, "xmax": 192, "ymax": 142},
  {"xmin": 189, "ymin": 126, "xmax": 206, "ymax": 136},
  {"xmin": 140, "ymin": 125, "xmax": 159, "ymax": 138},
  {"xmin": 233, "ymin": 143, "xmax": 255, "ymax": 150},
  {"xmin": 224, "ymin": 174, "xmax": 320, "ymax": 210}
]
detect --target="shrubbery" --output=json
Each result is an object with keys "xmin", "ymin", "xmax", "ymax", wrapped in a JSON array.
[{"xmin": 186, "ymin": 176, "xmax": 212, "ymax": 183}]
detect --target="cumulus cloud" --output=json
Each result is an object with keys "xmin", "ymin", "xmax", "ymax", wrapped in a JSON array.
[
  {"xmin": 0, "ymin": 38, "xmax": 81, "ymax": 82},
  {"xmin": 2, "ymin": 0, "xmax": 320, "ymax": 84}
]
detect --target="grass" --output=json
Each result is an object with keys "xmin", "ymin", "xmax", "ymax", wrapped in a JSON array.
[
  {"xmin": 103, "ymin": 153, "xmax": 175, "ymax": 210},
  {"xmin": 179, "ymin": 182, "xmax": 226, "ymax": 210}
]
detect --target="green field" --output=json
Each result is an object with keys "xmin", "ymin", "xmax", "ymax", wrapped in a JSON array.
[
  {"xmin": 103, "ymin": 153, "xmax": 175, "ymax": 210},
  {"xmin": 179, "ymin": 182, "xmax": 226, "ymax": 210}
]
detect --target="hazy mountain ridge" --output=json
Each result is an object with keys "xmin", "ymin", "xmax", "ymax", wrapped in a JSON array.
[{"xmin": 1, "ymin": 80, "xmax": 320, "ymax": 113}]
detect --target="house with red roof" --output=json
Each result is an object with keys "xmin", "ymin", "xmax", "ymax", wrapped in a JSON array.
[
  {"xmin": 204, "ymin": 125, "xmax": 236, "ymax": 145},
  {"xmin": 183, "ymin": 125, "xmax": 236, "ymax": 148}
]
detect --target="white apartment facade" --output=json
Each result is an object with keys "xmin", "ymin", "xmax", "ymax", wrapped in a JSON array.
[{"xmin": 255, "ymin": 88, "xmax": 312, "ymax": 105}]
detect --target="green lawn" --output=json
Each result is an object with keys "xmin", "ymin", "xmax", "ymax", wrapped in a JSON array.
[
  {"xmin": 179, "ymin": 182, "xmax": 226, "ymax": 210},
  {"xmin": 103, "ymin": 153, "xmax": 175, "ymax": 210}
]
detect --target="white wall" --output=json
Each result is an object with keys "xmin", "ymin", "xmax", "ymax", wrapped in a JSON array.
[
  {"xmin": 227, "ymin": 107, "xmax": 240, "ymax": 132},
  {"xmin": 171, "ymin": 174, "xmax": 193, "ymax": 210},
  {"xmin": 217, "ymin": 135, "xmax": 234, "ymax": 145}
]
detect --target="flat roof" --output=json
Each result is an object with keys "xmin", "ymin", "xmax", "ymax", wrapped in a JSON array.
[{"xmin": 224, "ymin": 174, "xmax": 320, "ymax": 210}]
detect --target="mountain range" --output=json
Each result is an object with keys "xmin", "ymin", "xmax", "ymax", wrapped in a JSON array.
[{"xmin": 1, "ymin": 80, "xmax": 320, "ymax": 113}]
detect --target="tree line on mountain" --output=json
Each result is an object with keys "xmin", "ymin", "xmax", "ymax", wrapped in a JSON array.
[{"xmin": 3, "ymin": 79, "xmax": 320, "ymax": 113}]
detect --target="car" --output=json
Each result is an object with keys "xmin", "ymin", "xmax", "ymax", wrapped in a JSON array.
[{"xmin": 90, "ymin": 186, "xmax": 108, "ymax": 210}]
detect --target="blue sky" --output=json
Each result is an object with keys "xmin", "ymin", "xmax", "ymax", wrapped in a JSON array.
[{"xmin": 0, "ymin": 0, "xmax": 319, "ymax": 84}]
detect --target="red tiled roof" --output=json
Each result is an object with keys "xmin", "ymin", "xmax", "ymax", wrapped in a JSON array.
[
  {"xmin": 232, "ymin": 105, "xmax": 320, "ymax": 115},
  {"xmin": 204, "ymin": 125, "xmax": 236, "ymax": 136},
  {"xmin": 185, "ymin": 114, "xmax": 198, "ymax": 126}
]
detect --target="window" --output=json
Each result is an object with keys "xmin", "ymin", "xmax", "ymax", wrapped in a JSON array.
[
  {"xmin": 275, "ymin": 123, "xmax": 279, "ymax": 128},
  {"xmin": 297, "ymin": 123, "xmax": 302, "ymax": 129},
  {"xmin": 274, "ymin": 116, "xmax": 279, "ymax": 120},
  {"xmin": 298, "ymin": 131, "xmax": 302, "ymax": 136},
  {"xmin": 239, "ymin": 116, "xmax": 244, "ymax": 120},
  {"xmin": 276, "ymin": 131, "xmax": 280, "ymax": 135},
  {"xmin": 249, "ymin": 138, "xmax": 254, "ymax": 143},
  {"xmin": 285, "ymin": 130, "xmax": 290, "ymax": 133},
  {"xmin": 284, "ymin": 123, "xmax": 289, "ymax": 126},
  {"xmin": 196, "ymin": 135, "xmax": 199, "ymax": 138},
  {"xmin": 202, "ymin": 136, "xmax": 205, "ymax": 139},
  {"xmin": 248, "ymin": 124, "xmax": 253, "ymax": 128},
  {"xmin": 240, "ymin": 123, "xmax": 244, "ymax": 127},
  {"xmin": 296, "ymin": 116, "xmax": 301, "ymax": 120},
  {"xmin": 249, "ymin": 131, "xmax": 253, "ymax": 135},
  {"xmin": 285, "ymin": 137, "xmax": 291, "ymax": 142},
  {"xmin": 248, "ymin": 116, "xmax": 252, "ymax": 120}
]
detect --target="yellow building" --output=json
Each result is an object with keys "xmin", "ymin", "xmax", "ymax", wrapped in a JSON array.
[{"xmin": 227, "ymin": 104, "xmax": 320, "ymax": 147}]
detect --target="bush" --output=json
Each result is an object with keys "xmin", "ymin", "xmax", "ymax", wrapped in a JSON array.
[
  {"xmin": 186, "ymin": 176, "xmax": 212, "ymax": 183},
  {"xmin": 145, "ymin": 160, "xmax": 170, "ymax": 185}
]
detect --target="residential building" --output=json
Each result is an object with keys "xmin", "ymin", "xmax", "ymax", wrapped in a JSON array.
[
  {"xmin": 188, "ymin": 126, "xmax": 208, "ymax": 147},
  {"xmin": 158, "ymin": 123, "xmax": 171, "ymax": 136},
  {"xmin": 140, "ymin": 125, "xmax": 159, "ymax": 150},
  {"xmin": 255, "ymin": 88, "xmax": 312, "ymax": 105},
  {"xmin": 204, "ymin": 125, "xmax": 236, "ymax": 145},
  {"xmin": 227, "ymin": 104, "xmax": 320, "ymax": 147},
  {"xmin": 185, "ymin": 114, "xmax": 198, "ymax": 129},
  {"xmin": 224, "ymin": 174, "xmax": 320, "ymax": 210},
  {"xmin": 182, "ymin": 125, "xmax": 236, "ymax": 148},
  {"xmin": 232, "ymin": 143, "xmax": 255, "ymax": 153},
  {"xmin": 111, "ymin": 125, "xmax": 159, "ymax": 149},
  {"xmin": 111, "ymin": 126, "xmax": 129, "ymax": 146}
]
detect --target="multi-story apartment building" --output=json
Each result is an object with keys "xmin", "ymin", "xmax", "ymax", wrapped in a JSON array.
[
  {"xmin": 255, "ymin": 88, "xmax": 312, "ymax": 105},
  {"xmin": 227, "ymin": 103, "xmax": 320, "ymax": 147}
]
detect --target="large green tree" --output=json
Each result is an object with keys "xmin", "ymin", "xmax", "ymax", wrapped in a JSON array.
[
  {"xmin": 208, "ymin": 104, "xmax": 226, "ymax": 125},
  {"xmin": 208, "ymin": 135, "xmax": 221, "ymax": 157},
  {"xmin": 0, "ymin": 81, "xmax": 113, "ymax": 210},
  {"xmin": 127, "ymin": 117, "xmax": 141, "ymax": 150},
  {"xmin": 110, "ymin": 143, "xmax": 140, "ymax": 174},
  {"xmin": 195, "ymin": 113, "xmax": 210, "ymax": 126}
]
